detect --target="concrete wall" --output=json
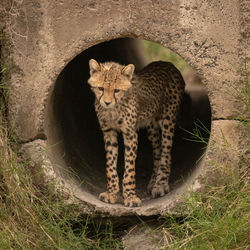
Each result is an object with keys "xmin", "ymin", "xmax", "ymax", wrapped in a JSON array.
[{"xmin": 1, "ymin": 0, "xmax": 248, "ymax": 216}]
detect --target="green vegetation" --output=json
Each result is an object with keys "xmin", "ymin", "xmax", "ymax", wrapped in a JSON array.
[
  {"xmin": 0, "ymin": 130, "xmax": 121, "ymax": 249},
  {"xmin": 141, "ymin": 40, "xmax": 191, "ymax": 72},
  {"xmin": 0, "ymin": 39, "xmax": 249, "ymax": 249},
  {"xmin": 159, "ymin": 165, "xmax": 249, "ymax": 249}
]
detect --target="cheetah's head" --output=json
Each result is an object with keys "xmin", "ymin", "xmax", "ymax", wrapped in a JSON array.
[{"xmin": 88, "ymin": 59, "xmax": 135, "ymax": 109}]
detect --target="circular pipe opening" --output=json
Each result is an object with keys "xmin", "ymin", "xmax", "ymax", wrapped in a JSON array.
[{"xmin": 46, "ymin": 38, "xmax": 211, "ymax": 215}]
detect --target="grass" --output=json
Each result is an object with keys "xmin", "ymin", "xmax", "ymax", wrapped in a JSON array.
[
  {"xmin": 0, "ymin": 39, "xmax": 249, "ymax": 249},
  {"xmin": 0, "ymin": 134, "xmax": 122, "ymax": 249},
  {"xmin": 141, "ymin": 40, "xmax": 191, "ymax": 73},
  {"xmin": 159, "ymin": 165, "xmax": 249, "ymax": 249}
]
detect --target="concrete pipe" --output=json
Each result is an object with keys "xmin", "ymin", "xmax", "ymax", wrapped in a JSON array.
[{"xmin": 1, "ymin": 0, "xmax": 248, "ymax": 216}]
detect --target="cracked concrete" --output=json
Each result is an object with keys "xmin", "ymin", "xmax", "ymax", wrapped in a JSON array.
[{"xmin": 1, "ymin": 0, "xmax": 249, "ymax": 216}]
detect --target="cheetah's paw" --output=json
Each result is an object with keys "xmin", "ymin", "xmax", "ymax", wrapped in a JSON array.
[
  {"xmin": 151, "ymin": 183, "xmax": 170, "ymax": 198},
  {"xmin": 124, "ymin": 196, "xmax": 142, "ymax": 207},
  {"xmin": 99, "ymin": 192, "xmax": 118, "ymax": 204}
]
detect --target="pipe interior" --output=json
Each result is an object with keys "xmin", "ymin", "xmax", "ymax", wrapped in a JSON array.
[{"xmin": 49, "ymin": 38, "xmax": 211, "ymax": 203}]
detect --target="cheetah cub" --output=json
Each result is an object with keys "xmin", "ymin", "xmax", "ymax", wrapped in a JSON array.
[{"xmin": 88, "ymin": 59, "xmax": 185, "ymax": 207}]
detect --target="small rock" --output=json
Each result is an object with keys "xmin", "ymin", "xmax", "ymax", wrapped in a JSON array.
[{"xmin": 122, "ymin": 224, "xmax": 163, "ymax": 250}]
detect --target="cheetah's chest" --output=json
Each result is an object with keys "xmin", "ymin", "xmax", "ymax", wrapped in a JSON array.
[{"xmin": 98, "ymin": 107, "xmax": 124, "ymax": 130}]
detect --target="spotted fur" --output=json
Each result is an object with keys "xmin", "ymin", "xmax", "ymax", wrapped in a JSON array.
[{"xmin": 88, "ymin": 59, "xmax": 185, "ymax": 207}]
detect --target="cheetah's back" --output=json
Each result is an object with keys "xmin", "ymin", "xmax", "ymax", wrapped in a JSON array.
[{"xmin": 130, "ymin": 61, "xmax": 185, "ymax": 125}]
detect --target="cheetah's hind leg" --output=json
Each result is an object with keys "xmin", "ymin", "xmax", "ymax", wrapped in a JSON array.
[
  {"xmin": 146, "ymin": 119, "xmax": 161, "ymax": 193},
  {"xmin": 150, "ymin": 115, "xmax": 174, "ymax": 198}
]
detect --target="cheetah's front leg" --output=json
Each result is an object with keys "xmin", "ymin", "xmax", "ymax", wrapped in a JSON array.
[
  {"xmin": 122, "ymin": 131, "xmax": 141, "ymax": 207},
  {"xmin": 99, "ymin": 129, "xmax": 119, "ymax": 204}
]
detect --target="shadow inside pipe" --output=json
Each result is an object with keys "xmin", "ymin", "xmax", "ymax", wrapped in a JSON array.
[{"xmin": 51, "ymin": 38, "xmax": 211, "ymax": 201}]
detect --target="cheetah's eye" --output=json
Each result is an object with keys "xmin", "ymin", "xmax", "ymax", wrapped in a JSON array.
[
  {"xmin": 98, "ymin": 87, "xmax": 104, "ymax": 91},
  {"xmin": 114, "ymin": 89, "xmax": 120, "ymax": 93}
]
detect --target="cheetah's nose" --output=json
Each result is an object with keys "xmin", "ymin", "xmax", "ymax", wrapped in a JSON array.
[{"xmin": 104, "ymin": 101, "xmax": 111, "ymax": 106}]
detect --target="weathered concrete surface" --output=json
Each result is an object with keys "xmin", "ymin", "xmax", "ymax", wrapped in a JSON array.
[
  {"xmin": 1, "ymin": 0, "xmax": 249, "ymax": 216},
  {"xmin": 20, "ymin": 139, "xmax": 96, "ymax": 215},
  {"xmin": 1, "ymin": 0, "xmax": 247, "ymax": 140},
  {"xmin": 199, "ymin": 120, "xmax": 249, "ymax": 188},
  {"xmin": 122, "ymin": 224, "xmax": 163, "ymax": 250}
]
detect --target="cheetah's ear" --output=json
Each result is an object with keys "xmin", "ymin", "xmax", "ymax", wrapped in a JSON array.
[
  {"xmin": 89, "ymin": 59, "xmax": 101, "ymax": 75},
  {"xmin": 122, "ymin": 64, "xmax": 135, "ymax": 81}
]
